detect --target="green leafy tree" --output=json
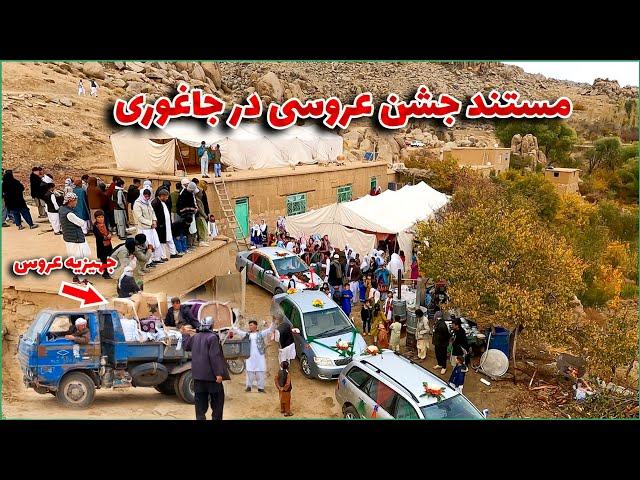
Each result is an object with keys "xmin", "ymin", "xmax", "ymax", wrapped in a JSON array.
[
  {"xmin": 498, "ymin": 170, "xmax": 561, "ymax": 221},
  {"xmin": 415, "ymin": 198, "xmax": 585, "ymax": 345},
  {"xmin": 587, "ymin": 137, "xmax": 623, "ymax": 173}
]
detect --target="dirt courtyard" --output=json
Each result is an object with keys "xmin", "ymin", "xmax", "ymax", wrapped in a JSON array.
[{"xmin": 2, "ymin": 283, "xmax": 534, "ymax": 420}]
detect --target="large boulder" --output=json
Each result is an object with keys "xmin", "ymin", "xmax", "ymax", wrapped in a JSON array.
[
  {"xmin": 82, "ymin": 62, "xmax": 105, "ymax": 80},
  {"xmin": 126, "ymin": 81, "xmax": 153, "ymax": 94},
  {"xmin": 511, "ymin": 133, "xmax": 522, "ymax": 154},
  {"xmin": 122, "ymin": 72, "xmax": 144, "ymax": 82},
  {"xmin": 191, "ymin": 64, "xmax": 207, "ymax": 82},
  {"xmin": 110, "ymin": 78, "xmax": 127, "ymax": 88},
  {"xmin": 125, "ymin": 61, "xmax": 146, "ymax": 73},
  {"xmin": 201, "ymin": 62, "xmax": 222, "ymax": 88},
  {"xmin": 174, "ymin": 62, "xmax": 190, "ymax": 72},
  {"xmin": 255, "ymin": 72, "xmax": 284, "ymax": 102},
  {"xmin": 342, "ymin": 130, "xmax": 362, "ymax": 149}
]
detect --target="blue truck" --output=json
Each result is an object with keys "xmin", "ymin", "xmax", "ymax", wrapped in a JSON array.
[{"xmin": 17, "ymin": 308, "xmax": 248, "ymax": 408}]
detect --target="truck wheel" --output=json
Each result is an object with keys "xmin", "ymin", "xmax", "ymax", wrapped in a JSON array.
[
  {"xmin": 154, "ymin": 376, "xmax": 177, "ymax": 395},
  {"xmin": 227, "ymin": 359, "xmax": 245, "ymax": 375},
  {"xmin": 56, "ymin": 372, "xmax": 96, "ymax": 409},
  {"xmin": 300, "ymin": 355, "xmax": 313, "ymax": 379},
  {"xmin": 176, "ymin": 370, "xmax": 195, "ymax": 404}
]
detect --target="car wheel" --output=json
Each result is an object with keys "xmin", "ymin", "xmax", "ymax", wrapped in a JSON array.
[
  {"xmin": 176, "ymin": 370, "xmax": 195, "ymax": 404},
  {"xmin": 343, "ymin": 405, "xmax": 360, "ymax": 419},
  {"xmin": 56, "ymin": 372, "xmax": 96, "ymax": 409},
  {"xmin": 300, "ymin": 355, "xmax": 313, "ymax": 379},
  {"xmin": 274, "ymin": 287, "xmax": 284, "ymax": 295},
  {"xmin": 226, "ymin": 359, "xmax": 246, "ymax": 375}
]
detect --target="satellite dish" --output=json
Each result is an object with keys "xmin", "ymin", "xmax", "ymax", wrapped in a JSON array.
[{"xmin": 479, "ymin": 349, "xmax": 509, "ymax": 377}]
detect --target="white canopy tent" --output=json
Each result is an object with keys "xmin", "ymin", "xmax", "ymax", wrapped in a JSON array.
[
  {"xmin": 110, "ymin": 122, "xmax": 344, "ymax": 174},
  {"xmin": 285, "ymin": 182, "xmax": 450, "ymax": 271}
]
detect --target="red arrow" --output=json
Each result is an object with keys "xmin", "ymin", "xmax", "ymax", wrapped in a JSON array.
[{"xmin": 58, "ymin": 281, "xmax": 108, "ymax": 308}]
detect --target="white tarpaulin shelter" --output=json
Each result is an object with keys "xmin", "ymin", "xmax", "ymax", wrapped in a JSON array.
[
  {"xmin": 110, "ymin": 122, "xmax": 343, "ymax": 174},
  {"xmin": 285, "ymin": 182, "xmax": 450, "ymax": 270}
]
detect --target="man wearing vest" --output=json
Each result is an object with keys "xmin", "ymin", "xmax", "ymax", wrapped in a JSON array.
[
  {"xmin": 231, "ymin": 319, "xmax": 276, "ymax": 393},
  {"xmin": 59, "ymin": 192, "xmax": 93, "ymax": 284}
]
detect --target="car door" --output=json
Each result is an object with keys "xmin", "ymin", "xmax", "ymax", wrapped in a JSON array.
[
  {"xmin": 393, "ymin": 394, "xmax": 421, "ymax": 420},
  {"xmin": 342, "ymin": 366, "xmax": 374, "ymax": 417},
  {"xmin": 38, "ymin": 313, "xmax": 99, "ymax": 383},
  {"xmin": 289, "ymin": 305, "xmax": 305, "ymax": 356},
  {"xmin": 360, "ymin": 375, "xmax": 398, "ymax": 419},
  {"xmin": 260, "ymin": 256, "xmax": 278, "ymax": 292},
  {"xmin": 246, "ymin": 252, "xmax": 260, "ymax": 284}
]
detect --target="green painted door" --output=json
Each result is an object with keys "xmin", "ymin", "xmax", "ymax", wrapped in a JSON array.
[{"xmin": 235, "ymin": 198, "xmax": 249, "ymax": 238}]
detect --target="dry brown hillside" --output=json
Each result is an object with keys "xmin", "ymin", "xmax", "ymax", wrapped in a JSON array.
[{"xmin": 2, "ymin": 61, "xmax": 636, "ymax": 183}]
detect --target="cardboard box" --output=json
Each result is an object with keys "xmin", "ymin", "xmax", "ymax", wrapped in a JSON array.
[
  {"xmin": 134, "ymin": 292, "xmax": 167, "ymax": 320},
  {"xmin": 198, "ymin": 301, "xmax": 233, "ymax": 330}
]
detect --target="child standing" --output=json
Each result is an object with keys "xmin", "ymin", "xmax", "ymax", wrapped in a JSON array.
[
  {"xmin": 448, "ymin": 356, "xmax": 468, "ymax": 393},
  {"xmin": 340, "ymin": 281, "xmax": 353, "ymax": 318},
  {"xmin": 389, "ymin": 315, "xmax": 402, "ymax": 353},
  {"xmin": 361, "ymin": 299, "xmax": 372, "ymax": 336},
  {"xmin": 275, "ymin": 361, "xmax": 293, "ymax": 417},
  {"xmin": 92, "ymin": 210, "xmax": 113, "ymax": 279},
  {"xmin": 208, "ymin": 214, "xmax": 218, "ymax": 239}
]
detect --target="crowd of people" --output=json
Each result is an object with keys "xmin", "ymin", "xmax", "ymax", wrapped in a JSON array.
[{"xmin": 2, "ymin": 168, "xmax": 221, "ymax": 295}]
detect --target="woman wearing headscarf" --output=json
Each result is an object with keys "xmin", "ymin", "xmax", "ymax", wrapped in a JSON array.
[
  {"xmin": 410, "ymin": 254, "xmax": 419, "ymax": 286},
  {"xmin": 117, "ymin": 266, "xmax": 141, "ymax": 298},
  {"xmin": 387, "ymin": 252, "xmax": 404, "ymax": 280},
  {"xmin": 260, "ymin": 219, "xmax": 268, "ymax": 246},
  {"xmin": 72, "ymin": 178, "xmax": 91, "ymax": 234},
  {"xmin": 133, "ymin": 187, "xmax": 164, "ymax": 264},
  {"xmin": 177, "ymin": 181, "xmax": 198, "ymax": 249}
]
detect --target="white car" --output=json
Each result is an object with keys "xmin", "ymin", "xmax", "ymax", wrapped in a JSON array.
[{"xmin": 236, "ymin": 247, "xmax": 323, "ymax": 295}]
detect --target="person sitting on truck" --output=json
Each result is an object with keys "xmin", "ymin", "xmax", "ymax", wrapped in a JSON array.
[
  {"xmin": 165, "ymin": 297, "xmax": 200, "ymax": 331},
  {"xmin": 65, "ymin": 318, "xmax": 90, "ymax": 344}
]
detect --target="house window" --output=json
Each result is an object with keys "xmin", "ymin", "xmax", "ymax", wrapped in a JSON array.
[
  {"xmin": 553, "ymin": 172, "xmax": 559, "ymax": 177},
  {"xmin": 286, "ymin": 193, "xmax": 307, "ymax": 216},
  {"xmin": 337, "ymin": 184, "xmax": 352, "ymax": 203},
  {"xmin": 370, "ymin": 177, "xmax": 378, "ymax": 191}
]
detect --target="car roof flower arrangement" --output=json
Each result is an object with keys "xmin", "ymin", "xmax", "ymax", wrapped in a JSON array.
[
  {"xmin": 311, "ymin": 298, "xmax": 324, "ymax": 308},
  {"xmin": 287, "ymin": 287, "xmax": 298, "ymax": 294},
  {"xmin": 420, "ymin": 382, "xmax": 446, "ymax": 401},
  {"xmin": 361, "ymin": 345, "xmax": 381, "ymax": 356}
]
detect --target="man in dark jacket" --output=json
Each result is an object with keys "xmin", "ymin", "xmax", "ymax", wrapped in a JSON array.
[
  {"xmin": 328, "ymin": 253, "xmax": 343, "ymax": 288},
  {"xmin": 164, "ymin": 297, "xmax": 200, "ymax": 330},
  {"xmin": 151, "ymin": 189, "xmax": 178, "ymax": 259},
  {"xmin": 183, "ymin": 316, "xmax": 230, "ymax": 420},
  {"xmin": 30, "ymin": 166, "xmax": 47, "ymax": 217},
  {"xmin": 3, "ymin": 170, "xmax": 38, "ymax": 230},
  {"xmin": 432, "ymin": 311, "xmax": 451, "ymax": 375},
  {"xmin": 450, "ymin": 317, "xmax": 470, "ymax": 363}
]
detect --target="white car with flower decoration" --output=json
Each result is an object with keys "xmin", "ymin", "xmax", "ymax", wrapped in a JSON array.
[
  {"xmin": 271, "ymin": 290, "xmax": 367, "ymax": 380},
  {"xmin": 335, "ymin": 350, "xmax": 488, "ymax": 419},
  {"xmin": 236, "ymin": 247, "xmax": 323, "ymax": 295}
]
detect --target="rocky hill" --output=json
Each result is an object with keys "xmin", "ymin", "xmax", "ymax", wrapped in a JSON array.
[{"xmin": 2, "ymin": 61, "xmax": 636, "ymax": 182}]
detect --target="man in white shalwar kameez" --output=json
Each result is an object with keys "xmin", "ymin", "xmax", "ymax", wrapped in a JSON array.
[{"xmin": 231, "ymin": 319, "xmax": 276, "ymax": 393}]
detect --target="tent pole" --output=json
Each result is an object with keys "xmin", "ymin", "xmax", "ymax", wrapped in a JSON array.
[{"xmin": 176, "ymin": 140, "xmax": 188, "ymax": 175}]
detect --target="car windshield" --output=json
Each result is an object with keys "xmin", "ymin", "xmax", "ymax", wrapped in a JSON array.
[
  {"xmin": 24, "ymin": 311, "xmax": 51, "ymax": 341},
  {"xmin": 420, "ymin": 394, "xmax": 483, "ymax": 419},
  {"xmin": 273, "ymin": 256, "xmax": 308, "ymax": 275},
  {"xmin": 303, "ymin": 308, "xmax": 352, "ymax": 338}
]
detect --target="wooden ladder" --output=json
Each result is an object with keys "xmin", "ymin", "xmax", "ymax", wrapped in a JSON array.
[{"xmin": 211, "ymin": 176, "xmax": 250, "ymax": 251}]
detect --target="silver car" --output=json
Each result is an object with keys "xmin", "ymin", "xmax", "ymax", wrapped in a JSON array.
[
  {"xmin": 335, "ymin": 350, "xmax": 488, "ymax": 419},
  {"xmin": 236, "ymin": 247, "xmax": 322, "ymax": 295},
  {"xmin": 272, "ymin": 291, "xmax": 367, "ymax": 380}
]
